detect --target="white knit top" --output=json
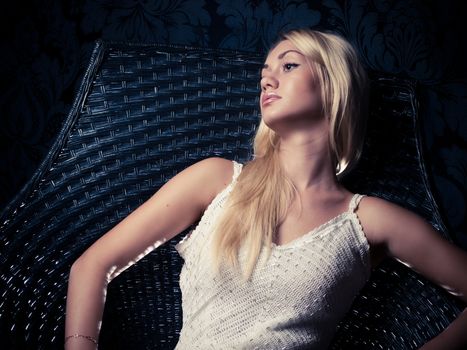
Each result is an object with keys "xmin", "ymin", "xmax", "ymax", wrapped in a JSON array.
[{"xmin": 175, "ymin": 161, "xmax": 371, "ymax": 349}]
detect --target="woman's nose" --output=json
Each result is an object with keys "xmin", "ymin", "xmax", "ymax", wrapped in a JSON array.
[{"xmin": 261, "ymin": 75, "xmax": 278, "ymax": 91}]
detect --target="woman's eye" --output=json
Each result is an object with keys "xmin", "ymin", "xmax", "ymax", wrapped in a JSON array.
[{"xmin": 283, "ymin": 63, "xmax": 299, "ymax": 71}]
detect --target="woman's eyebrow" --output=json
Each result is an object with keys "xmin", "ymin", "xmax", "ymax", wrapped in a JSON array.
[
  {"xmin": 262, "ymin": 49, "xmax": 304, "ymax": 70},
  {"xmin": 277, "ymin": 49, "xmax": 303, "ymax": 59}
]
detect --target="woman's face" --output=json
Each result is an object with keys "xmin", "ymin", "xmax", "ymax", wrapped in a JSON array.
[{"xmin": 260, "ymin": 39, "xmax": 324, "ymax": 133}]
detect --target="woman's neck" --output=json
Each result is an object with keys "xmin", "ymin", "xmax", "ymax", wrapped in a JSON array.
[{"xmin": 277, "ymin": 130, "xmax": 340, "ymax": 193}]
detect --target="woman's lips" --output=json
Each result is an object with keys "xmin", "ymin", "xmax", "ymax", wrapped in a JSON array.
[{"xmin": 261, "ymin": 93, "xmax": 281, "ymax": 106}]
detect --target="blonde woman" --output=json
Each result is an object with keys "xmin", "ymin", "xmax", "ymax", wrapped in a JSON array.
[{"xmin": 65, "ymin": 29, "xmax": 467, "ymax": 349}]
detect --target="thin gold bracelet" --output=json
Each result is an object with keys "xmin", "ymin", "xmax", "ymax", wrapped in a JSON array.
[{"xmin": 64, "ymin": 333, "xmax": 98, "ymax": 345}]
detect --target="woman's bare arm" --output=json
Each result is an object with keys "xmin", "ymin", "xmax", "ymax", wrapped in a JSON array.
[
  {"xmin": 64, "ymin": 157, "xmax": 234, "ymax": 349},
  {"xmin": 358, "ymin": 197, "xmax": 467, "ymax": 350}
]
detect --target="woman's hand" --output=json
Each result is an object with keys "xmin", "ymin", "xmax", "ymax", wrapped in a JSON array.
[
  {"xmin": 64, "ymin": 157, "xmax": 234, "ymax": 349},
  {"xmin": 418, "ymin": 309, "xmax": 467, "ymax": 349}
]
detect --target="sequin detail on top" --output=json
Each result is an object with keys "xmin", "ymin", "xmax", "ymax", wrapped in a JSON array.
[{"xmin": 175, "ymin": 162, "xmax": 370, "ymax": 350}]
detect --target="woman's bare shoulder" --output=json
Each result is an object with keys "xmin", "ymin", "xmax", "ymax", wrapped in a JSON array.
[
  {"xmin": 183, "ymin": 157, "xmax": 237, "ymax": 200},
  {"xmin": 197, "ymin": 157, "xmax": 235, "ymax": 175},
  {"xmin": 356, "ymin": 195, "xmax": 434, "ymax": 246}
]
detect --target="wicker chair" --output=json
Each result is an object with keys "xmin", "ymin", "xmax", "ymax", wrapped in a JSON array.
[{"xmin": 0, "ymin": 41, "xmax": 463, "ymax": 350}]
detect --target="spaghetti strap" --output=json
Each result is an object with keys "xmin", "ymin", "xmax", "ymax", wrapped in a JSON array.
[
  {"xmin": 232, "ymin": 161, "xmax": 243, "ymax": 182},
  {"xmin": 175, "ymin": 160, "xmax": 243, "ymax": 260},
  {"xmin": 348, "ymin": 193, "xmax": 366, "ymax": 212}
]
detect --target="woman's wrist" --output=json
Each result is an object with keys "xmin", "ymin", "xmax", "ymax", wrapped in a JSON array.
[{"xmin": 64, "ymin": 333, "xmax": 98, "ymax": 347}]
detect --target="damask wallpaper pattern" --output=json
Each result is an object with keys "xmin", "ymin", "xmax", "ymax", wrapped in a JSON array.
[{"xmin": 1, "ymin": 0, "xmax": 466, "ymax": 247}]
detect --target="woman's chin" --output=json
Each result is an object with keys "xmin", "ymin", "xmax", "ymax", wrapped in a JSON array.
[{"xmin": 262, "ymin": 112, "xmax": 326, "ymax": 134}]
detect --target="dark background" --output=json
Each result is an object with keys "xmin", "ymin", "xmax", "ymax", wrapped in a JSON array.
[{"xmin": 1, "ymin": 0, "xmax": 466, "ymax": 248}]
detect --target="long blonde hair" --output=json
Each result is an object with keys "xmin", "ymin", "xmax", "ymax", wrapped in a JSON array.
[{"xmin": 210, "ymin": 29, "xmax": 369, "ymax": 280}]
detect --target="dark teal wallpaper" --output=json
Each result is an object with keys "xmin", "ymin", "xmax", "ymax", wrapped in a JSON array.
[{"xmin": 1, "ymin": 0, "xmax": 466, "ymax": 247}]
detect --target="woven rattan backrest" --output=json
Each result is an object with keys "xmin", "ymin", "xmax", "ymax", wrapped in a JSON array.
[{"xmin": 0, "ymin": 41, "xmax": 462, "ymax": 349}]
